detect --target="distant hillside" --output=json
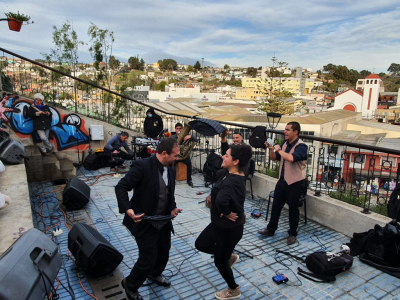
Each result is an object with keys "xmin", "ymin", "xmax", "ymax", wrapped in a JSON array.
[{"xmin": 382, "ymin": 76, "xmax": 400, "ymax": 92}]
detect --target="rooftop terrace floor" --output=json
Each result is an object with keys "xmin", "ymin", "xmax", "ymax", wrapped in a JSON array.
[{"xmin": 28, "ymin": 168, "xmax": 400, "ymax": 300}]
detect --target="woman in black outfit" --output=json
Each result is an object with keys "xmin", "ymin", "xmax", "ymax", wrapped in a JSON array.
[{"xmin": 195, "ymin": 144, "xmax": 252, "ymax": 300}]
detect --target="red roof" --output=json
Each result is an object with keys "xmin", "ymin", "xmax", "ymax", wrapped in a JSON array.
[
  {"xmin": 335, "ymin": 88, "xmax": 363, "ymax": 98},
  {"xmin": 377, "ymin": 105, "xmax": 388, "ymax": 109},
  {"xmin": 365, "ymin": 74, "xmax": 381, "ymax": 79}
]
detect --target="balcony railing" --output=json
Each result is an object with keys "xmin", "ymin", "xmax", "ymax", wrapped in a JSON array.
[{"xmin": 1, "ymin": 47, "xmax": 399, "ymax": 218}]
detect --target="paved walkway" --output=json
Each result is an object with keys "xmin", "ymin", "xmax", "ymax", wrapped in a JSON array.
[{"xmin": 28, "ymin": 168, "xmax": 400, "ymax": 300}]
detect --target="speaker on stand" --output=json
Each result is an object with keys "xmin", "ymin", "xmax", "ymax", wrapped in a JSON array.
[
  {"xmin": 0, "ymin": 228, "xmax": 62, "ymax": 300},
  {"xmin": 68, "ymin": 223, "xmax": 123, "ymax": 278},
  {"xmin": 63, "ymin": 177, "xmax": 91, "ymax": 210}
]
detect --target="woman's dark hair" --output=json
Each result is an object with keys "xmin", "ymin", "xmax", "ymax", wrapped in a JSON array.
[{"xmin": 230, "ymin": 144, "xmax": 252, "ymax": 172}]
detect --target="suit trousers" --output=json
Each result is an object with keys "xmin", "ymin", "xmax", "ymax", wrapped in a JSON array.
[
  {"xmin": 267, "ymin": 179, "xmax": 302, "ymax": 237},
  {"xmin": 126, "ymin": 223, "xmax": 171, "ymax": 292}
]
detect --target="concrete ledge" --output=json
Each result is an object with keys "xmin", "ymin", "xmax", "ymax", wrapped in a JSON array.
[
  {"xmin": 0, "ymin": 163, "xmax": 32, "ymax": 254},
  {"xmin": 191, "ymin": 152, "xmax": 391, "ymax": 237}
]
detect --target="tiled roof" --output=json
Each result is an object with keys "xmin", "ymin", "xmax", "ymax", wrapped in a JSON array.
[
  {"xmin": 365, "ymin": 74, "xmax": 381, "ymax": 79},
  {"xmin": 335, "ymin": 89, "xmax": 363, "ymax": 98}
]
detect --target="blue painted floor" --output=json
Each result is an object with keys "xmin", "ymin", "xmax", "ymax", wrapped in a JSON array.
[{"xmin": 29, "ymin": 167, "xmax": 400, "ymax": 300}]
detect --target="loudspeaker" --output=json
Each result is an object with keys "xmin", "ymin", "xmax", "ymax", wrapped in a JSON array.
[
  {"xmin": 0, "ymin": 228, "xmax": 62, "ymax": 300},
  {"xmin": 68, "ymin": 223, "xmax": 123, "ymax": 278},
  {"xmin": 63, "ymin": 177, "xmax": 91, "ymax": 210},
  {"xmin": 0, "ymin": 138, "xmax": 26, "ymax": 164}
]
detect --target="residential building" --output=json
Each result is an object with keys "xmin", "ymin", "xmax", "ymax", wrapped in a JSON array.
[{"xmin": 239, "ymin": 77, "xmax": 315, "ymax": 100}]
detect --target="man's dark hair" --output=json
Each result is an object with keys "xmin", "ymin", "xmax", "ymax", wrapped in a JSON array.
[
  {"xmin": 233, "ymin": 130, "xmax": 242, "ymax": 136},
  {"xmin": 175, "ymin": 122, "xmax": 183, "ymax": 129},
  {"xmin": 120, "ymin": 131, "xmax": 129, "ymax": 137},
  {"xmin": 157, "ymin": 138, "xmax": 179, "ymax": 154},
  {"xmin": 230, "ymin": 144, "xmax": 252, "ymax": 172},
  {"xmin": 287, "ymin": 122, "xmax": 301, "ymax": 135}
]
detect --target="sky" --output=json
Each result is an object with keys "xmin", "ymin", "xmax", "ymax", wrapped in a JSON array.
[{"xmin": 1, "ymin": 0, "xmax": 400, "ymax": 73}]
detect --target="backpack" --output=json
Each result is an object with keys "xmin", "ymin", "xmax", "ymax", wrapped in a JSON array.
[
  {"xmin": 203, "ymin": 152, "xmax": 223, "ymax": 184},
  {"xmin": 387, "ymin": 183, "xmax": 400, "ymax": 222},
  {"xmin": 298, "ymin": 251, "xmax": 353, "ymax": 282},
  {"xmin": 83, "ymin": 154, "xmax": 101, "ymax": 170},
  {"xmin": 249, "ymin": 126, "xmax": 267, "ymax": 149},
  {"xmin": 277, "ymin": 250, "xmax": 353, "ymax": 283}
]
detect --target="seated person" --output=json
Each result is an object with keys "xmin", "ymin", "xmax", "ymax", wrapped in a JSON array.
[
  {"xmin": 104, "ymin": 131, "xmax": 134, "ymax": 172},
  {"xmin": 171, "ymin": 122, "xmax": 198, "ymax": 187},
  {"xmin": 28, "ymin": 93, "xmax": 53, "ymax": 154}
]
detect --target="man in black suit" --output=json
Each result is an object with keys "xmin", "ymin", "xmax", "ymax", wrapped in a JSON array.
[{"xmin": 115, "ymin": 138, "xmax": 182, "ymax": 300}]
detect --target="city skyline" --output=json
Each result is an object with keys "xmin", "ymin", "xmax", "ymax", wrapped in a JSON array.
[{"xmin": 1, "ymin": 0, "xmax": 400, "ymax": 73}]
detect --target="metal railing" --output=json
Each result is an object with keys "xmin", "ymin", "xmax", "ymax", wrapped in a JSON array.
[{"xmin": 1, "ymin": 47, "xmax": 399, "ymax": 217}]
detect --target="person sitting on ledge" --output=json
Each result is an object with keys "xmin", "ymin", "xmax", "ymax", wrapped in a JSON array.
[
  {"xmin": 104, "ymin": 131, "xmax": 134, "ymax": 172},
  {"xmin": 28, "ymin": 93, "xmax": 53, "ymax": 155}
]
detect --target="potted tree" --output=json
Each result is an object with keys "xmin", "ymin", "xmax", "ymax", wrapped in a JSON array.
[{"xmin": 4, "ymin": 11, "xmax": 30, "ymax": 32}]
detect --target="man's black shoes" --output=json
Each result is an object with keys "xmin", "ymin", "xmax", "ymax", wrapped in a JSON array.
[
  {"xmin": 121, "ymin": 278, "xmax": 143, "ymax": 300},
  {"xmin": 148, "ymin": 274, "xmax": 171, "ymax": 287},
  {"xmin": 187, "ymin": 180, "xmax": 194, "ymax": 187}
]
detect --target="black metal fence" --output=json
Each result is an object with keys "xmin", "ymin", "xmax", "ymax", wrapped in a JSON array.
[{"xmin": 1, "ymin": 47, "xmax": 399, "ymax": 217}]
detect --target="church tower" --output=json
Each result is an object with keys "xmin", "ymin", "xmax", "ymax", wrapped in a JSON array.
[{"xmin": 361, "ymin": 74, "xmax": 381, "ymax": 119}]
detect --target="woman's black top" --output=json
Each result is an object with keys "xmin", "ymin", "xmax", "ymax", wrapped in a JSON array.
[{"xmin": 210, "ymin": 173, "xmax": 246, "ymax": 228}]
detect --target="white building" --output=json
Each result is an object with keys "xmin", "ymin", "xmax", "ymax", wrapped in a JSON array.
[{"xmin": 333, "ymin": 74, "xmax": 382, "ymax": 119}]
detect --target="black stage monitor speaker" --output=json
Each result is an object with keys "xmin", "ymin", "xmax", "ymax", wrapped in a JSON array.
[
  {"xmin": 0, "ymin": 138, "xmax": 26, "ymax": 164},
  {"xmin": 0, "ymin": 228, "xmax": 62, "ymax": 300},
  {"xmin": 63, "ymin": 177, "xmax": 91, "ymax": 210},
  {"xmin": 68, "ymin": 223, "xmax": 123, "ymax": 278}
]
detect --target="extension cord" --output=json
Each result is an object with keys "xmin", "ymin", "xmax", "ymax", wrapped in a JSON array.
[{"xmin": 53, "ymin": 229, "xmax": 63, "ymax": 236}]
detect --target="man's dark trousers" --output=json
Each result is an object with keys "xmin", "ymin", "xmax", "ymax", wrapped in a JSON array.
[
  {"xmin": 104, "ymin": 148, "xmax": 133, "ymax": 168},
  {"xmin": 126, "ymin": 224, "xmax": 171, "ymax": 292},
  {"xmin": 267, "ymin": 179, "xmax": 303, "ymax": 237}
]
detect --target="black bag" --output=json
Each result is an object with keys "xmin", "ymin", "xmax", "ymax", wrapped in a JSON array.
[
  {"xmin": 203, "ymin": 152, "xmax": 223, "ymax": 184},
  {"xmin": 249, "ymin": 126, "xmax": 267, "ymax": 149},
  {"xmin": 387, "ymin": 183, "xmax": 400, "ymax": 222},
  {"xmin": 359, "ymin": 252, "xmax": 400, "ymax": 279},
  {"xmin": 298, "ymin": 252, "xmax": 353, "ymax": 283},
  {"xmin": 83, "ymin": 154, "xmax": 101, "ymax": 170}
]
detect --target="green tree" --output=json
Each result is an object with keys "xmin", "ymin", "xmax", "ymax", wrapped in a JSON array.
[
  {"xmin": 224, "ymin": 64, "xmax": 230, "ymax": 71},
  {"xmin": 128, "ymin": 56, "xmax": 145, "ymax": 70},
  {"xmin": 359, "ymin": 70, "xmax": 371, "ymax": 78},
  {"xmin": 43, "ymin": 20, "xmax": 85, "ymax": 112},
  {"xmin": 388, "ymin": 63, "xmax": 400, "ymax": 75},
  {"xmin": 255, "ymin": 57, "xmax": 294, "ymax": 115},
  {"xmin": 187, "ymin": 65, "xmax": 194, "ymax": 72},
  {"xmin": 88, "ymin": 23, "xmax": 114, "ymax": 88},
  {"xmin": 323, "ymin": 63, "xmax": 337, "ymax": 73},
  {"xmin": 194, "ymin": 61, "xmax": 201, "ymax": 71},
  {"xmin": 246, "ymin": 67, "xmax": 257, "ymax": 77},
  {"xmin": 158, "ymin": 59, "xmax": 177, "ymax": 71},
  {"xmin": 109, "ymin": 55, "xmax": 120, "ymax": 70},
  {"xmin": 51, "ymin": 65, "xmax": 71, "ymax": 82},
  {"xmin": 153, "ymin": 81, "xmax": 167, "ymax": 91}
]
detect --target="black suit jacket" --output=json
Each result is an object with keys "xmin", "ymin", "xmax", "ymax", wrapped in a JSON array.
[{"xmin": 115, "ymin": 155, "xmax": 177, "ymax": 237}]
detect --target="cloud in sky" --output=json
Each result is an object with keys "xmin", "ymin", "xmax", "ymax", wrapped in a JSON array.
[{"xmin": 1, "ymin": 0, "xmax": 399, "ymax": 72}]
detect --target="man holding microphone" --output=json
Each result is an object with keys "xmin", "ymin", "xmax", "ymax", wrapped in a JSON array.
[{"xmin": 258, "ymin": 122, "xmax": 308, "ymax": 245}]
